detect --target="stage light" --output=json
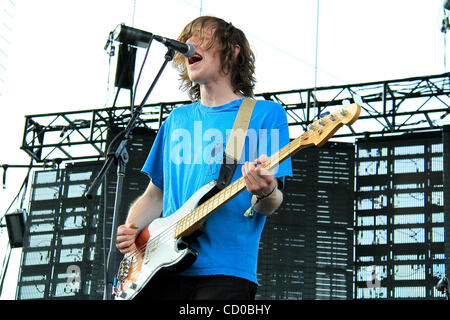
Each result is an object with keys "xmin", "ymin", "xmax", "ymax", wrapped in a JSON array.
[
  {"xmin": 114, "ymin": 44, "xmax": 137, "ymax": 90},
  {"xmin": 113, "ymin": 24, "xmax": 153, "ymax": 49},
  {"xmin": 108, "ymin": 24, "xmax": 150, "ymax": 90},
  {"xmin": 5, "ymin": 209, "xmax": 27, "ymax": 248}
]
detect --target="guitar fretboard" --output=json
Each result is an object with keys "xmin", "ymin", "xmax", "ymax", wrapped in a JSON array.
[
  {"xmin": 173, "ymin": 103, "xmax": 360, "ymax": 238},
  {"xmin": 173, "ymin": 136, "xmax": 308, "ymax": 238}
]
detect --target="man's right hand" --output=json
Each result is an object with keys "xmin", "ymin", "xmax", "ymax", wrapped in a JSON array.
[{"xmin": 116, "ymin": 223, "xmax": 140, "ymax": 254}]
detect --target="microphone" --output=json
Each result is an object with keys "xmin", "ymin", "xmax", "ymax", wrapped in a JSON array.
[
  {"xmin": 112, "ymin": 24, "xmax": 196, "ymax": 58},
  {"xmin": 153, "ymin": 35, "xmax": 196, "ymax": 58}
]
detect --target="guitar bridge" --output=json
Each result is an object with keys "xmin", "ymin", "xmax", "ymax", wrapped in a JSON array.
[{"xmin": 117, "ymin": 257, "xmax": 132, "ymax": 281}]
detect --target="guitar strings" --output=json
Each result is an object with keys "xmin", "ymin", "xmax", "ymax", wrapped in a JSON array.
[
  {"xmin": 120, "ymin": 157, "xmax": 290, "ymax": 278},
  {"xmin": 119, "ymin": 112, "xmax": 347, "ymax": 273},
  {"xmin": 120, "ymin": 138, "xmax": 298, "ymax": 269},
  {"xmin": 121, "ymin": 122, "xmax": 334, "ymax": 270},
  {"xmin": 122, "ymin": 132, "xmax": 314, "ymax": 266}
]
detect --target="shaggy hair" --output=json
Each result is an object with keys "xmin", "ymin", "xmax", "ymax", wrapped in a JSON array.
[{"xmin": 172, "ymin": 16, "xmax": 256, "ymax": 101}]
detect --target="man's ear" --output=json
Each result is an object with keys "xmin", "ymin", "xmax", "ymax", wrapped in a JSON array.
[{"xmin": 234, "ymin": 44, "xmax": 241, "ymax": 57}]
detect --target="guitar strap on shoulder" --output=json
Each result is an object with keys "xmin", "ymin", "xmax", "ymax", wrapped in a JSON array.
[{"xmin": 216, "ymin": 97, "xmax": 257, "ymax": 190}]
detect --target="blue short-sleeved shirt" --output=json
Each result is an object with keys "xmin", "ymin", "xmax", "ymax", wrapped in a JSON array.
[{"xmin": 142, "ymin": 97, "xmax": 293, "ymax": 284}]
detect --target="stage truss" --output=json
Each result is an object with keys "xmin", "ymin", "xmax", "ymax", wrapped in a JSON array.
[{"xmin": 20, "ymin": 73, "xmax": 450, "ymax": 165}]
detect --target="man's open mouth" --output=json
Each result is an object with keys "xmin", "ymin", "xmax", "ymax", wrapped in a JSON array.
[{"xmin": 188, "ymin": 53, "xmax": 203, "ymax": 65}]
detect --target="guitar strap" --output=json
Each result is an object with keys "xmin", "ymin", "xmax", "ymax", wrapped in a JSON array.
[{"xmin": 216, "ymin": 97, "xmax": 257, "ymax": 190}]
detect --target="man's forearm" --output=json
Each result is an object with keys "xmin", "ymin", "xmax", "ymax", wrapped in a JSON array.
[{"xmin": 126, "ymin": 182, "xmax": 163, "ymax": 231}]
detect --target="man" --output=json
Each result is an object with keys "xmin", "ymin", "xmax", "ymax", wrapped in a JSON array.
[{"xmin": 115, "ymin": 16, "xmax": 292, "ymax": 300}]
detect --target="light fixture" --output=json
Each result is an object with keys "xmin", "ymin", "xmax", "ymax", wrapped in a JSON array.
[{"xmin": 4, "ymin": 209, "xmax": 27, "ymax": 248}]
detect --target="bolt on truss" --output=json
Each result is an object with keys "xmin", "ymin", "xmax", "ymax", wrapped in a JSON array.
[{"xmin": 20, "ymin": 73, "xmax": 450, "ymax": 164}]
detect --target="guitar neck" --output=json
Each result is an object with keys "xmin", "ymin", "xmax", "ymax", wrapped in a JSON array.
[
  {"xmin": 173, "ymin": 103, "xmax": 361, "ymax": 239},
  {"xmin": 173, "ymin": 136, "xmax": 310, "ymax": 239}
]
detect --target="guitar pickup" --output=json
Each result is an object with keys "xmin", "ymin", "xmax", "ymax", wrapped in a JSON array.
[{"xmin": 144, "ymin": 236, "xmax": 160, "ymax": 264}]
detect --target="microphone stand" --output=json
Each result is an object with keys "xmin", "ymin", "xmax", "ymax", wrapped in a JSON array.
[{"xmin": 86, "ymin": 47, "xmax": 175, "ymax": 300}]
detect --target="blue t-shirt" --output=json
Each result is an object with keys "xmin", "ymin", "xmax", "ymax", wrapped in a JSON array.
[{"xmin": 142, "ymin": 97, "xmax": 293, "ymax": 284}]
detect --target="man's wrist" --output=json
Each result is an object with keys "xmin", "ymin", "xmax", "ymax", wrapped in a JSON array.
[{"xmin": 256, "ymin": 184, "xmax": 277, "ymax": 201}]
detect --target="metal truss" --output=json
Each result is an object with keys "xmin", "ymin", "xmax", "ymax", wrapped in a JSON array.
[
  {"xmin": 21, "ymin": 101, "xmax": 188, "ymax": 164},
  {"xmin": 261, "ymin": 73, "xmax": 450, "ymax": 138},
  {"xmin": 21, "ymin": 73, "xmax": 450, "ymax": 164}
]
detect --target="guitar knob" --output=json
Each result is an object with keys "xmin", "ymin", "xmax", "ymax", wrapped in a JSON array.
[
  {"xmin": 119, "ymin": 291, "xmax": 127, "ymax": 299},
  {"xmin": 130, "ymin": 282, "xmax": 138, "ymax": 290}
]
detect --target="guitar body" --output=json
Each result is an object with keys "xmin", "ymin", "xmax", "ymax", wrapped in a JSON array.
[{"xmin": 114, "ymin": 180, "xmax": 218, "ymax": 300}]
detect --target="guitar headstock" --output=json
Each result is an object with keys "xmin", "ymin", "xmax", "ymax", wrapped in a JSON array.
[{"xmin": 302, "ymin": 103, "xmax": 361, "ymax": 147}]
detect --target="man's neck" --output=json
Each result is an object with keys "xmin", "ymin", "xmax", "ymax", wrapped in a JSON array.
[{"xmin": 199, "ymin": 78, "xmax": 243, "ymax": 107}]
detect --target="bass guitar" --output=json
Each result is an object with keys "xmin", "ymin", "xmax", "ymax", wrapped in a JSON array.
[{"xmin": 113, "ymin": 103, "xmax": 361, "ymax": 299}]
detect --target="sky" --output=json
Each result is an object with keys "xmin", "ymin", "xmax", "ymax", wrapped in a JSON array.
[{"xmin": 0, "ymin": 0, "xmax": 447, "ymax": 299}]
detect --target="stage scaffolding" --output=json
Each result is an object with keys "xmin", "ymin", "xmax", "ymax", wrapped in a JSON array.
[
  {"xmin": 21, "ymin": 73, "xmax": 450, "ymax": 164},
  {"xmin": 355, "ymin": 130, "xmax": 448, "ymax": 299},
  {"xmin": 10, "ymin": 73, "xmax": 450, "ymax": 299},
  {"xmin": 14, "ymin": 128, "xmax": 155, "ymax": 300}
]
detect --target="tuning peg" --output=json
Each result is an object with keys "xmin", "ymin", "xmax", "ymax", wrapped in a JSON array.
[{"xmin": 319, "ymin": 111, "xmax": 330, "ymax": 118}]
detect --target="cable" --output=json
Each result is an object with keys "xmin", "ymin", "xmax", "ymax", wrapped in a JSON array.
[
  {"xmin": 444, "ymin": 30, "xmax": 447, "ymax": 72},
  {"xmin": 104, "ymin": 27, "xmax": 117, "ymax": 109},
  {"xmin": 131, "ymin": 37, "xmax": 153, "ymax": 112},
  {"xmin": 0, "ymin": 160, "xmax": 34, "ymax": 225},
  {"xmin": 0, "ymin": 243, "xmax": 12, "ymax": 298},
  {"xmin": 111, "ymin": 87, "xmax": 121, "ymax": 109},
  {"xmin": 442, "ymin": 7, "xmax": 449, "ymax": 72},
  {"xmin": 313, "ymin": 0, "xmax": 320, "ymax": 108},
  {"xmin": 19, "ymin": 159, "xmax": 33, "ymax": 209},
  {"xmin": 131, "ymin": 0, "xmax": 136, "ymax": 27},
  {"xmin": 102, "ymin": 172, "xmax": 108, "ymax": 298}
]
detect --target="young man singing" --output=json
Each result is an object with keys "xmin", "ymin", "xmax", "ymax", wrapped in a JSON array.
[{"xmin": 115, "ymin": 15, "xmax": 292, "ymax": 300}]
